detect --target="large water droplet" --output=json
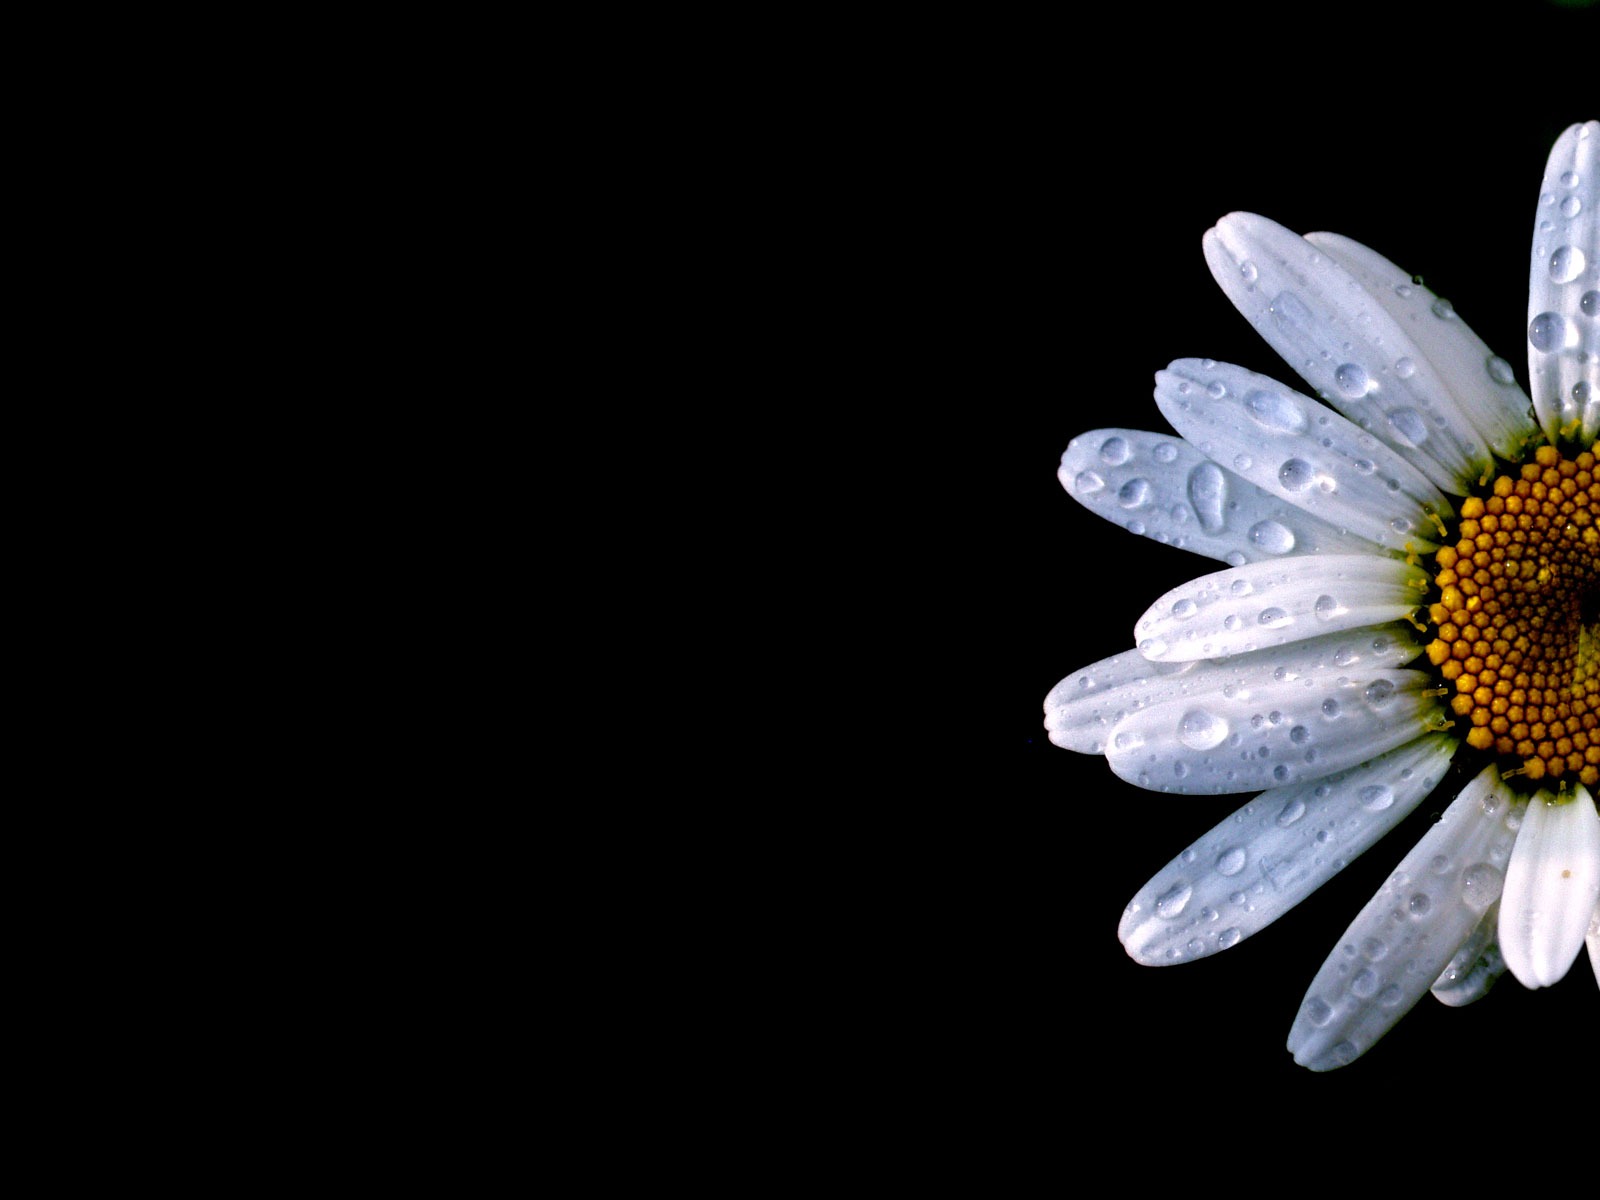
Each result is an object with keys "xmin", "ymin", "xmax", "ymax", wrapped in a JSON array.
[
  {"xmin": 1258, "ymin": 607, "xmax": 1291, "ymax": 628},
  {"xmin": 1155, "ymin": 882, "xmax": 1193, "ymax": 919},
  {"xmin": 1334, "ymin": 362, "xmax": 1372, "ymax": 398},
  {"xmin": 1313, "ymin": 594, "xmax": 1343, "ymax": 621},
  {"xmin": 1074, "ymin": 470, "xmax": 1106, "ymax": 494},
  {"xmin": 1171, "ymin": 598, "xmax": 1198, "ymax": 620},
  {"xmin": 1365, "ymin": 679, "xmax": 1396, "ymax": 705},
  {"xmin": 1550, "ymin": 245, "xmax": 1586, "ymax": 284},
  {"xmin": 1408, "ymin": 892, "xmax": 1431, "ymax": 917},
  {"xmin": 1461, "ymin": 862, "xmax": 1502, "ymax": 912},
  {"xmin": 1099, "ymin": 436, "xmax": 1131, "ymax": 464},
  {"xmin": 1118, "ymin": 477, "xmax": 1151, "ymax": 508},
  {"xmin": 1276, "ymin": 798, "xmax": 1306, "ymax": 826},
  {"xmin": 1247, "ymin": 520, "xmax": 1295, "ymax": 555},
  {"xmin": 1178, "ymin": 708, "xmax": 1229, "ymax": 750},
  {"xmin": 1243, "ymin": 388, "xmax": 1308, "ymax": 433},
  {"xmin": 1561, "ymin": 194, "xmax": 1583, "ymax": 218},
  {"xmin": 1278, "ymin": 458, "xmax": 1314, "ymax": 491},
  {"xmin": 1351, "ymin": 968, "xmax": 1378, "ymax": 998},
  {"xmin": 1431, "ymin": 297, "xmax": 1456, "ymax": 320},
  {"xmin": 1529, "ymin": 311, "xmax": 1573, "ymax": 353},
  {"xmin": 1386, "ymin": 408, "xmax": 1429, "ymax": 447},
  {"xmin": 1212, "ymin": 847, "xmax": 1247, "ymax": 879},
  {"xmin": 1187, "ymin": 462, "xmax": 1227, "ymax": 534},
  {"xmin": 1359, "ymin": 784, "xmax": 1395, "ymax": 811},
  {"xmin": 1303, "ymin": 997, "xmax": 1333, "ymax": 1026},
  {"xmin": 1217, "ymin": 927, "xmax": 1242, "ymax": 949},
  {"xmin": 1321, "ymin": 698, "xmax": 1341, "ymax": 717},
  {"xmin": 1271, "ymin": 291, "xmax": 1315, "ymax": 336}
]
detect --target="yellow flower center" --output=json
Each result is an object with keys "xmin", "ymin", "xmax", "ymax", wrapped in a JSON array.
[{"xmin": 1424, "ymin": 444, "xmax": 1600, "ymax": 787}]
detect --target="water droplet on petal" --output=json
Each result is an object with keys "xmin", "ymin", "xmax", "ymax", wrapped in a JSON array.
[
  {"xmin": 1530, "ymin": 311, "xmax": 1573, "ymax": 353},
  {"xmin": 1247, "ymin": 520, "xmax": 1295, "ymax": 555},
  {"xmin": 1276, "ymin": 798, "xmax": 1306, "ymax": 826},
  {"xmin": 1334, "ymin": 362, "xmax": 1372, "ymax": 397},
  {"xmin": 1117, "ymin": 477, "xmax": 1151, "ymax": 508},
  {"xmin": 1386, "ymin": 408, "xmax": 1429, "ymax": 447},
  {"xmin": 1408, "ymin": 892, "xmax": 1431, "ymax": 917},
  {"xmin": 1564, "ymin": 194, "xmax": 1585, "ymax": 218},
  {"xmin": 1187, "ymin": 462, "xmax": 1227, "ymax": 534},
  {"xmin": 1303, "ymin": 997, "xmax": 1333, "ymax": 1026},
  {"xmin": 1240, "ymin": 260, "xmax": 1259, "ymax": 284},
  {"xmin": 1171, "ymin": 598, "xmax": 1197, "ymax": 620},
  {"xmin": 1178, "ymin": 709, "xmax": 1229, "ymax": 750},
  {"xmin": 1486, "ymin": 355, "xmax": 1516, "ymax": 384},
  {"xmin": 1365, "ymin": 679, "xmax": 1396, "ymax": 705},
  {"xmin": 1549, "ymin": 245, "xmax": 1586, "ymax": 284},
  {"xmin": 1278, "ymin": 458, "xmax": 1314, "ymax": 491},
  {"xmin": 1217, "ymin": 927, "xmax": 1241, "ymax": 949},
  {"xmin": 1321, "ymin": 698, "xmax": 1341, "ymax": 717},
  {"xmin": 1431, "ymin": 297, "xmax": 1456, "ymax": 320},
  {"xmin": 1461, "ymin": 863, "xmax": 1502, "ymax": 912},
  {"xmin": 1075, "ymin": 471, "xmax": 1106, "ymax": 494},
  {"xmin": 1153, "ymin": 441, "xmax": 1179, "ymax": 463},
  {"xmin": 1359, "ymin": 784, "xmax": 1395, "ymax": 811},
  {"xmin": 1155, "ymin": 882, "xmax": 1193, "ymax": 919},
  {"xmin": 1216, "ymin": 847, "xmax": 1246, "ymax": 876},
  {"xmin": 1243, "ymin": 388, "xmax": 1308, "ymax": 433},
  {"xmin": 1258, "ymin": 607, "xmax": 1291, "ymax": 628},
  {"xmin": 1394, "ymin": 357, "xmax": 1416, "ymax": 380}
]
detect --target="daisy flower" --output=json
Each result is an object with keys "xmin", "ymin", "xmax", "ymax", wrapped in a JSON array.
[{"xmin": 1044, "ymin": 121, "xmax": 1600, "ymax": 1070}]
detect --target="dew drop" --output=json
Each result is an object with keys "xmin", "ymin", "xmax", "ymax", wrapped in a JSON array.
[
  {"xmin": 1561, "ymin": 194, "xmax": 1582, "ymax": 219},
  {"xmin": 1334, "ymin": 362, "xmax": 1372, "ymax": 398},
  {"xmin": 1099, "ymin": 436, "xmax": 1131, "ymax": 465},
  {"xmin": 1386, "ymin": 408, "xmax": 1429, "ymax": 447},
  {"xmin": 1243, "ymin": 388, "xmax": 1308, "ymax": 433},
  {"xmin": 1257, "ymin": 607, "xmax": 1291, "ymax": 629},
  {"xmin": 1560, "ymin": 170, "xmax": 1579, "ymax": 188},
  {"xmin": 1303, "ymin": 997, "xmax": 1333, "ymax": 1026},
  {"xmin": 1529, "ymin": 311, "xmax": 1572, "ymax": 353},
  {"xmin": 1394, "ymin": 357, "xmax": 1416, "ymax": 380},
  {"xmin": 1361, "ymin": 937, "xmax": 1388, "ymax": 961},
  {"xmin": 1486, "ymin": 355, "xmax": 1516, "ymax": 384},
  {"xmin": 1240, "ymin": 260, "xmax": 1258, "ymax": 284},
  {"xmin": 1313, "ymin": 594, "xmax": 1343, "ymax": 621},
  {"xmin": 1278, "ymin": 458, "xmax": 1314, "ymax": 491},
  {"xmin": 1074, "ymin": 471, "xmax": 1106, "ymax": 495},
  {"xmin": 1216, "ymin": 847, "xmax": 1246, "ymax": 876},
  {"xmin": 1276, "ymin": 798, "xmax": 1306, "ymax": 826},
  {"xmin": 1187, "ymin": 462, "xmax": 1227, "ymax": 534},
  {"xmin": 1172, "ymin": 598, "xmax": 1199, "ymax": 621},
  {"xmin": 1351, "ymin": 968, "xmax": 1378, "ymax": 998},
  {"xmin": 1117, "ymin": 477, "xmax": 1151, "ymax": 508},
  {"xmin": 1461, "ymin": 863, "xmax": 1502, "ymax": 912},
  {"xmin": 1408, "ymin": 892, "xmax": 1431, "ymax": 917},
  {"xmin": 1233, "ymin": 452, "xmax": 1253, "ymax": 472},
  {"xmin": 1549, "ymin": 245, "xmax": 1586, "ymax": 284},
  {"xmin": 1247, "ymin": 520, "xmax": 1295, "ymax": 555},
  {"xmin": 1207, "ymin": 380, "xmax": 1227, "ymax": 400},
  {"xmin": 1431, "ymin": 297, "xmax": 1456, "ymax": 320},
  {"xmin": 1155, "ymin": 882, "xmax": 1193, "ymax": 919},
  {"xmin": 1289, "ymin": 725, "xmax": 1309, "ymax": 744},
  {"xmin": 1429, "ymin": 854, "xmax": 1451, "ymax": 875},
  {"xmin": 1178, "ymin": 708, "xmax": 1229, "ymax": 750},
  {"xmin": 1359, "ymin": 784, "xmax": 1395, "ymax": 811},
  {"xmin": 1218, "ymin": 927, "xmax": 1242, "ymax": 949},
  {"xmin": 1153, "ymin": 441, "xmax": 1179, "ymax": 462},
  {"xmin": 1321, "ymin": 698, "xmax": 1341, "ymax": 717},
  {"xmin": 1223, "ymin": 614, "xmax": 1242, "ymax": 631},
  {"xmin": 1365, "ymin": 679, "xmax": 1396, "ymax": 705},
  {"xmin": 1394, "ymin": 283, "xmax": 1413, "ymax": 298}
]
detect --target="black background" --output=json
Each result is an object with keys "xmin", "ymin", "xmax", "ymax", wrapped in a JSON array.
[{"xmin": 976, "ymin": 5, "xmax": 1598, "ymax": 1115}]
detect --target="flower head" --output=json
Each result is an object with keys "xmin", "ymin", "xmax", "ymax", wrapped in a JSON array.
[{"xmin": 1045, "ymin": 122, "xmax": 1600, "ymax": 1070}]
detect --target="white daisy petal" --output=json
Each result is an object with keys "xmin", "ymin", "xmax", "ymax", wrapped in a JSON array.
[
  {"xmin": 1288, "ymin": 765, "xmax": 1521, "ymax": 1071},
  {"xmin": 1302, "ymin": 232, "xmax": 1539, "ymax": 463},
  {"xmin": 1057, "ymin": 428, "xmax": 1378, "ymax": 564},
  {"xmin": 1154, "ymin": 358, "xmax": 1451, "ymax": 553},
  {"xmin": 1430, "ymin": 903, "xmax": 1506, "ymax": 1008},
  {"xmin": 1119, "ymin": 734, "xmax": 1457, "ymax": 965},
  {"xmin": 1498, "ymin": 784, "xmax": 1600, "ymax": 989},
  {"xmin": 1204, "ymin": 212, "xmax": 1494, "ymax": 494},
  {"xmin": 1133, "ymin": 554, "xmax": 1427, "ymax": 663},
  {"xmin": 1044, "ymin": 625, "xmax": 1423, "ymax": 754},
  {"xmin": 1587, "ymin": 904, "xmax": 1599, "ymax": 989},
  {"xmin": 1104, "ymin": 669, "xmax": 1440, "ymax": 795},
  {"xmin": 1527, "ymin": 120, "xmax": 1599, "ymax": 445}
]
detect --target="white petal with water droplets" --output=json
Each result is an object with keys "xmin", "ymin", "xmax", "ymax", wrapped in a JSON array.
[
  {"xmin": 1133, "ymin": 554, "xmax": 1426, "ymax": 663},
  {"xmin": 1204, "ymin": 212, "xmax": 1493, "ymax": 494},
  {"xmin": 1527, "ymin": 121, "xmax": 1599, "ymax": 446},
  {"xmin": 1057, "ymin": 428, "xmax": 1378, "ymax": 564},
  {"xmin": 1498, "ymin": 784, "xmax": 1600, "ymax": 989},
  {"xmin": 1303, "ymin": 231, "xmax": 1539, "ymax": 463},
  {"xmin": 1155, "ymin": 358, "xmax": 1451, "ymax": 553},
  {"xmin": 1430, "ymin": 903, "xmax": 1505, "ymax": 1008},
  {"xmin": 1044, "ymin": 625, "xmax": 1422, "ymax": 753},
  {"xmin": 1587, "ymin": 903, "xmax": 1600, "ymax": 989},
  {"xmin": 1104, "ymin": 669, "xmax": 1439, "ymax": 795},
  {"xmin": 1119, "ymin": 735, "xmax": 1456, "ymax": 964},
  {"xmin": 1288, "ymin": 765, "xmax": 1521, "ymax": 1071}
]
